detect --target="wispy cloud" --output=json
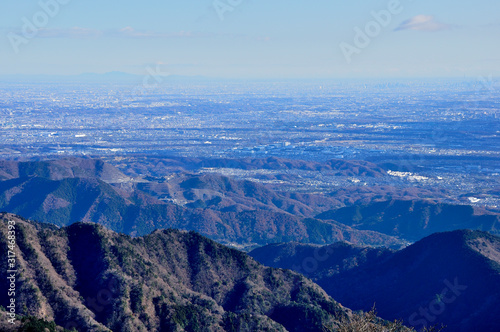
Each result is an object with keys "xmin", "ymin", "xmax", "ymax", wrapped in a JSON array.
[
  {"xmin": 395, "ymin": 15, "xmax": 451, "ymax": 32},
  {"xmin": 37, "ymin": 27, "xmax": 103, "ymax": 38},
  {"xmin": 481, "ymin": 20, "xmax": 500, "ymax": 29},
  {"xmin": 2, "ymin": 26, "xmax": 208, "ymax": 39},
  {"xmin": 36, "ymin": 27, "xmax": 202, "ymax": 39},
  {"xmin": 3, "ymin": 26, "xmax": 271, "ymax": 41},
  {"xmin": 113, "ymin": 27, "xmax": 199, "ymax": 38}
]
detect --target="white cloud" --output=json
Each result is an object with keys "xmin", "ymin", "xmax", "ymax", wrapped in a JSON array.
[
  {"xmin": 395, "ymin": 15, "xmax": 450, "ymax": 32},
  {"xmin": 3, "ymin": 26, "xmax": 202, "ymax": 39}
]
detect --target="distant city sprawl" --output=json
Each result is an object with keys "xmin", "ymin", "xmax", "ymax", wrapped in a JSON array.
[{"xmin": 0, "ymin": 79, "xmax": 499, "ymax": 211}]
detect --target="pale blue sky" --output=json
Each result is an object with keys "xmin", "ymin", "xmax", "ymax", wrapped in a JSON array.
[{"xmin": 1, "ymin": 0, "xmax": 499, "ymax": 78}]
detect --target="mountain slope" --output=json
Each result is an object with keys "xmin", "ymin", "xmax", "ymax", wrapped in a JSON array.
[
  {"xmin": 250, "ymin": 242, "xmax": 393, "ymax": 278},
  {"xmin": 0, "ymin": 158, "xmax": 129, "ymax": 183},
  {"xmin": 142, "ymin": 172, "xmax": 326, "ymax": 217},
  {"xmin": 0, "ymin": 176, "xmax": 406, "ymax": 248},
  {"xmin": 110, "ymin": 156, "xmax": 388, "ymax": 177},
  {"xmin": 0, "ymin": 176, "xmax": 139, "ymax": 231},
  {"xmin": 0, "ymin": 213, "xmax": 365, "ymax": 332},
  {"xmin": 316, "ymin": 199, "xmax": 500, "ymax": 241},
  {"xmin": 250, "ymin": 230, "xmax": 500, "ymax": 331}
]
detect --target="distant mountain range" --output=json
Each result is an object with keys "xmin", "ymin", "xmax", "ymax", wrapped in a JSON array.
[
  {"xmin": 0, "ymin": 174, "xmax": 404, "ymax": 249},
  {"xmin": 113, "ymin": 156, "xmax": 388, "ymax": 177},
  {"xmin": 250, "ymin": 230, "xmax": 500, "ymax": 331},
  {"xmin": 106, "ymin": 156, "xmax": 457, "ymax": 207},
  {"xmin": 1, "ymin": 158, "xmax": 499, "ymax": 248},
  {"xmin": 316, "ymin": 199, "xmax": 500, "ymax": 242},
  {"xmin": 1, "ymin": 158, "xmax": 499, "ymax": 250},
  {"xmin": 0, "ymin": 158, "xmax": 406, "ymax": 249},
  {"xmin": 0, "ymin": 72, "xmax": 212, "ymax": 84},
  {"xmin": 0, "ymin": 159, "xmax": 129, "ymax": 183},
  {"xmin": 0, "ymin": 213, "xmax": 411, "ymax": 332}
]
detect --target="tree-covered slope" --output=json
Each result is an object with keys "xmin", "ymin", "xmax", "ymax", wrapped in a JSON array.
[
  {"xmin": 0, "ymin": 213, "xmax": 361, "ymax": 332},
  {"xmin": 251, "ymin": 230, "xmax": 500, "ymax": 331},
  {"xmin": 316, "ymin": 199, "xmax": 500, "ymax": 241}
]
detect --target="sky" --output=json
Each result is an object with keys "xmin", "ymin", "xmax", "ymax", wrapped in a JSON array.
[{"xmin": 0, "ymin": 0, "xmax": 499, "ymax": 79}]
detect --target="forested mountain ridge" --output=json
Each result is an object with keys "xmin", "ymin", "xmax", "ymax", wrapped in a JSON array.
[
  {"xmin": 0, "ymin": 213, "xmax": 365, "ymax": 332},
  {"xmin": 251, "ymin": 230, "xmax": 500, "ymax": 331}
]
